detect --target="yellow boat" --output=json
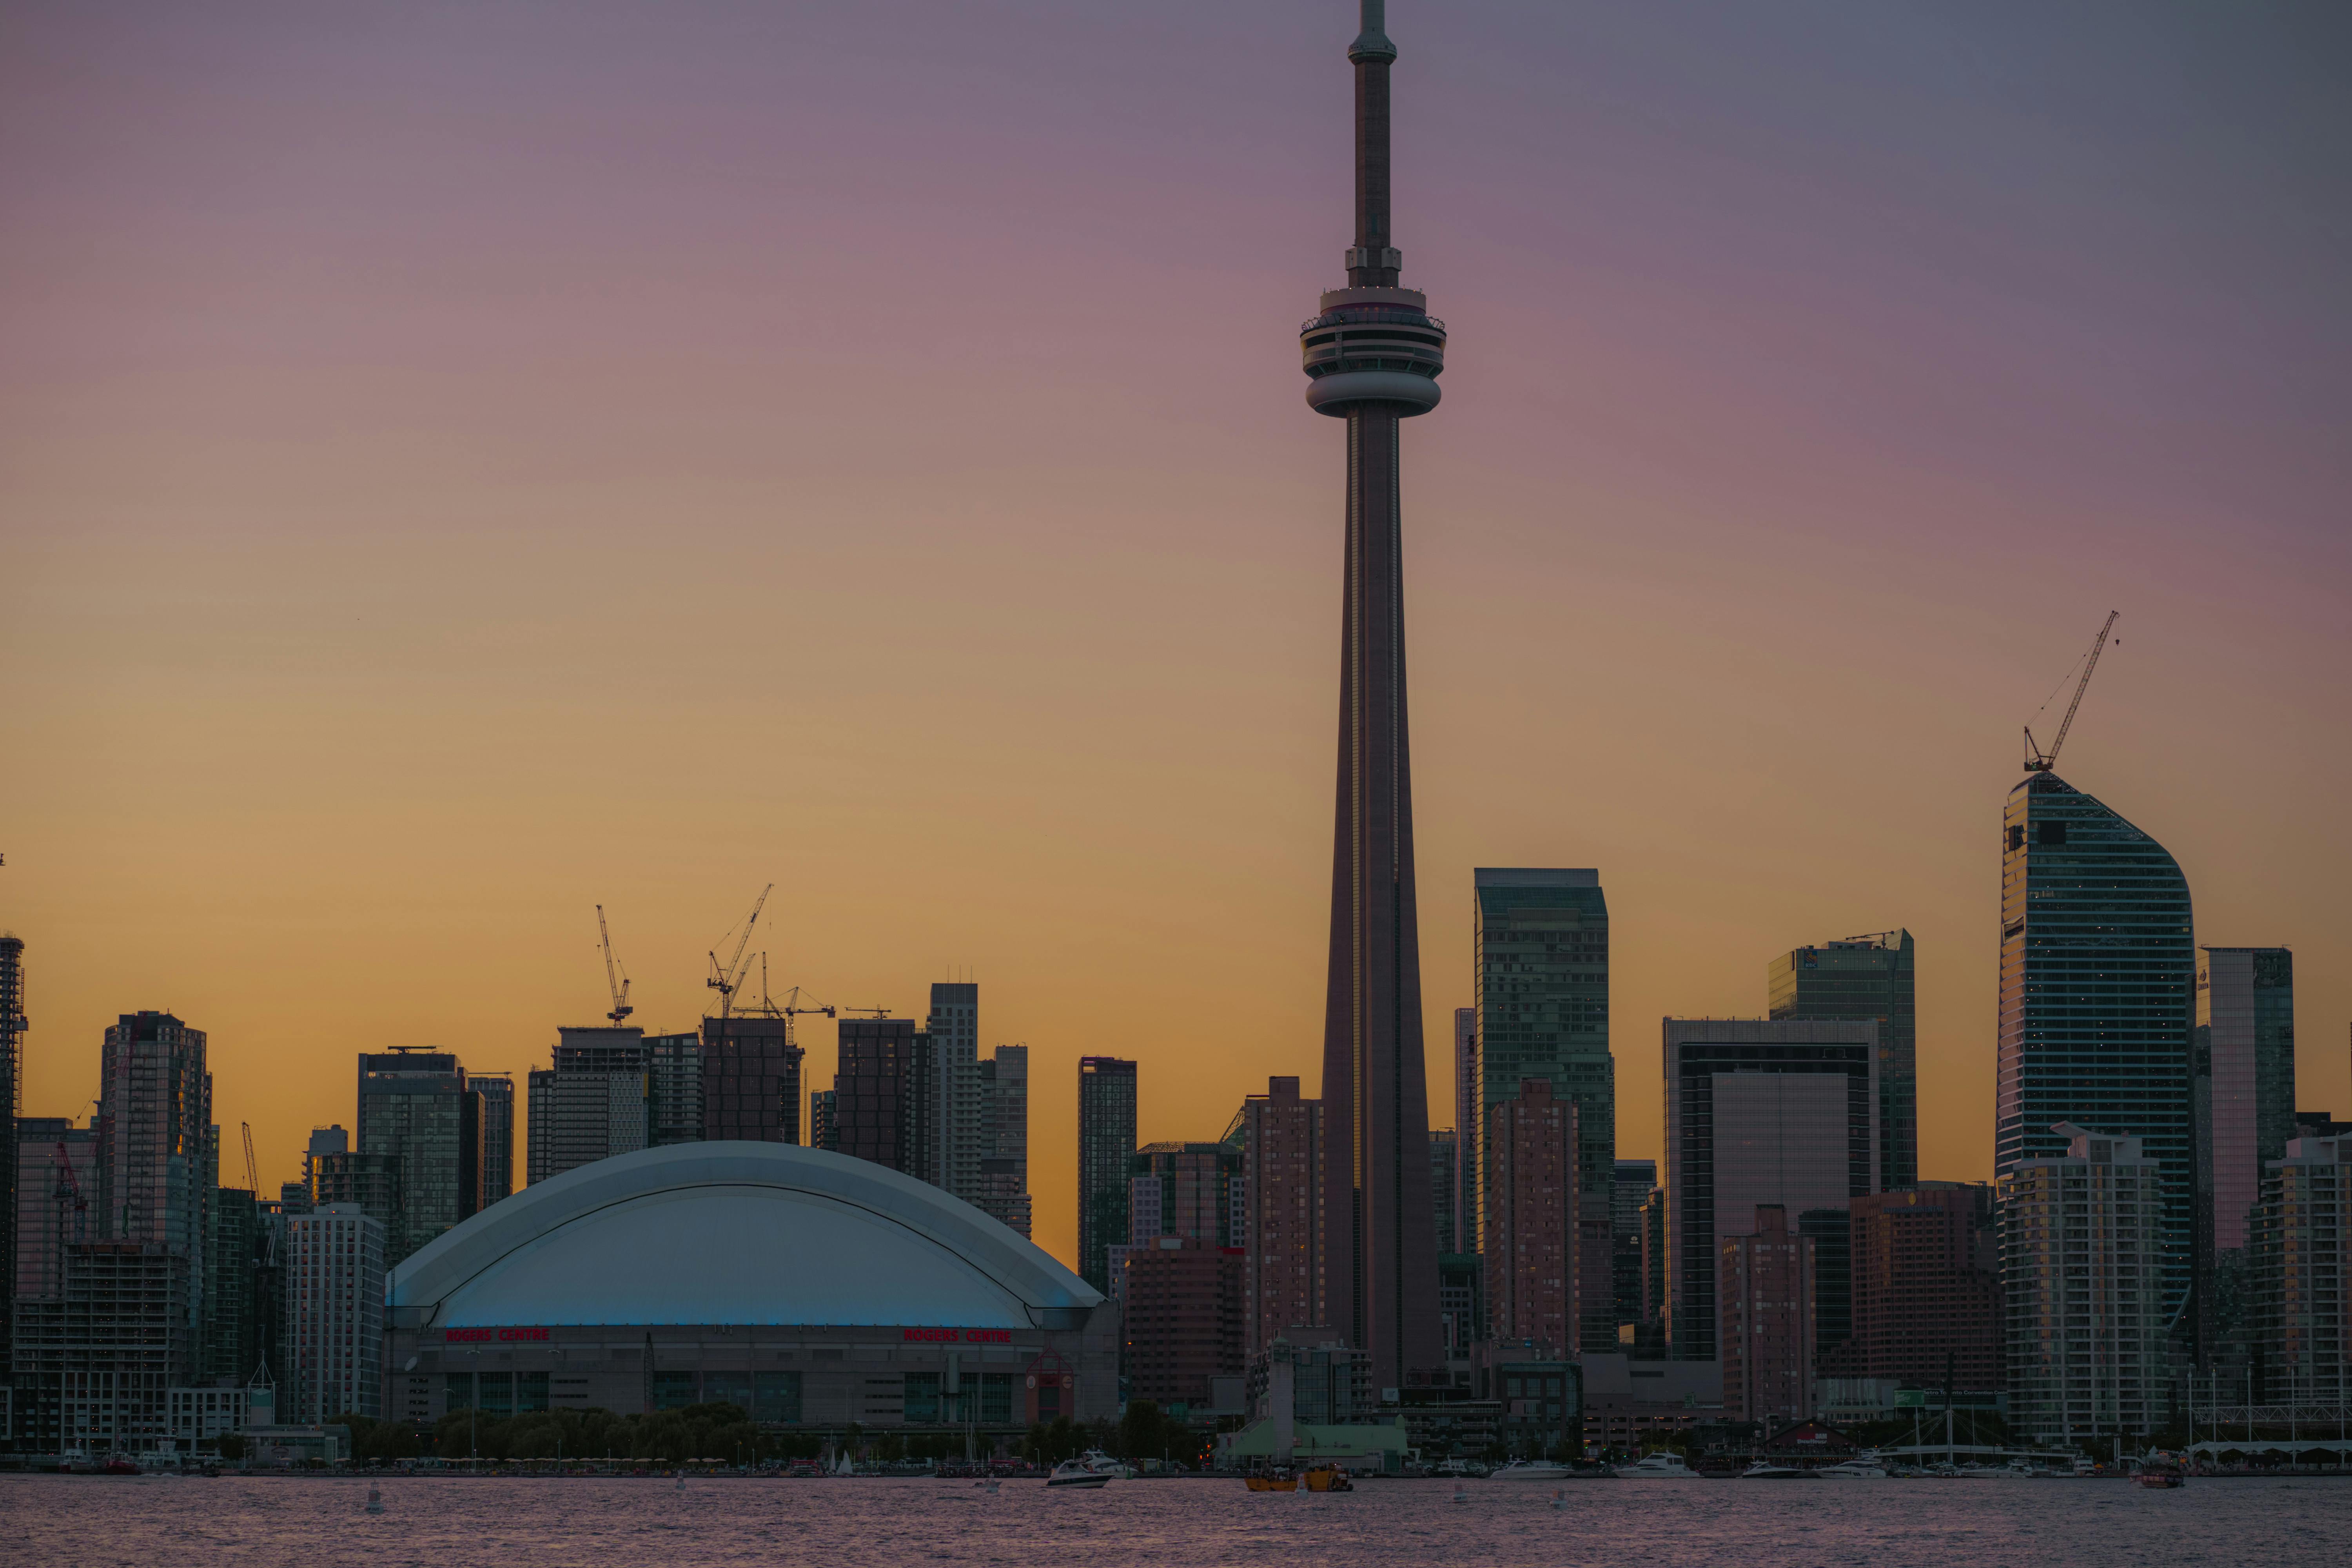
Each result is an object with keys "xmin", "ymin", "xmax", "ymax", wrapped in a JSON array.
[
  {"xmin": 1303, "ymin": 1463, "xmax": 1354, "ymax": 1493},
  {"xmin": 1245, "ymin": 1472, "xmax": 1299, "ymax": 1492}
]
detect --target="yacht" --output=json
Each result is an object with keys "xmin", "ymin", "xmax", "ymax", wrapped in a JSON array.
[
  {"xmin": 1047, "ymin": 1451, "xmax": 1130, "ymax": 1488},
  {"xmin": 1738, "ymin": 1460, "xmax": 1818, "ymax": 1480},
  {"xmin": 1817, "ymin": 1458, "xmax": 1890, "ymax": 1479},
  {"xmin": 1490, "ymin": 1459, "xmax": 1576, "ymax": 1481},
  {"xmin": 1047, "ymin": 1457, "xmax": 1112, "ymax": 1489},
  {"xmin": 1618, "ymin": 1453, "xmax": 1698, "ymax": 1479}
]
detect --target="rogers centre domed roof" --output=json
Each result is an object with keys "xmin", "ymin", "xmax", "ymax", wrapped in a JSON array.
[{"xmin": 387, "ymin": 1141, "xmax": 1102, "ymax": 1330}]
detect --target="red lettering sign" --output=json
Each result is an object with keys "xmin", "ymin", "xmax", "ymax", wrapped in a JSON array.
[
  {"xmin": 443, "ymin": 1327, "xmax": 548, "ymax": 1343},
  {"xmin": 900, "ymin": 1327, "xmax": 1014, "ymax": 1344}
]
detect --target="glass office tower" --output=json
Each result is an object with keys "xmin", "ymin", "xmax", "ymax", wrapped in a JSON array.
[
  {"xmin": 1997, "ymin": 771, "xmax": 2195, "ymax": 1326},
  {"xmin": 1077, "ymin": 1057, "xmax": 1138, "ymax": 1293},
  {"xmin": 1472, "ymin": 872, "xmax": 1610, "ymax": 1221},
  {"xmin": 1769, "ymin": 930, "xmax": 1916, "ymax": 1192},
  {"xmin": 1474, "ymin": 869, "xmax": 1613, "ymax": 1354}
]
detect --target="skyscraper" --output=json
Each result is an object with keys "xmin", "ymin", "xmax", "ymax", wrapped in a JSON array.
[
  {"xmin": 1998, "ymin": 771, "xmax": 2196, "ymax": 1328},
  {"xmin": 1663, "ymin": 1018, "xmax": 1879, "ymax": 1361},
  {"xmin": 96, "ymin": 1011, "xmax": 212, "ymax": 1356},
  {"xmin": 1848, "ymin": 1183, "xmax": 2001, "ymax": 1392},
  {"xmin": 1484, "ymin": 1078, "xmax": 1577, "ymax": 1361},
  {"xmin": 833, "ymin": 1018, "xmax": 923, "ymax": 1176},
  {"xmin": 281, "ymin": 1203, "xmax": 385, "ymax": 1423},
  {"xmin": 2002, "ymin": 1123, "xmax": 2166, "ymax": 1444},
  {"xmin": 1719, "ymin": 1205, "xmax": 1817, "ymax": 1425},
  {"xmin": 200, "ymin": 1186, "xmax": 264, "ymax": 1385},
  {"xmin": 1307, "ymin": 0, "xmax": 1448, "ymax": 1391},
  {"xmin": 2198, "ymin": 947, "xmax": 2295, "ymax": 1255},
  {"xmin": 923, "ymin": 982, "xmax": 985, "ymax": 1199},
  {"xmin": 1427, "ymin": 1129, "xmax": 1457, "ymax": 1255},
  {"xmin": 13, "ymin": 1117, "xmax": 96, "ymax": 1303},
  {"xmin": 525, "ymin": 1028, "xmax": 648, "ymax": 1186},
  {"xmin": 1453, "ymin": 1006, "xmax": 1476, "ymax": 1263},
  {"xmin": 1768, "ymin": 931, "xmax": 1916, "ymax": 1192},
  {"xmin": 0, "ymin": 935, "xmax": 22, "ymax": 1381},
  {"xmin": 1474, "ymin": 869, "xmax": 1613, "ymax": 1351},
  {"xmin": 474, "ymin": 1072, "xmax": 515, "ymax": 1205},
  {"xmin": 1129, "ymin": 1142, "xmax": 1242, "ymax": 1248},
  {"xmin": 1077, "ymin": 1056, "xmax": 1137, "ymax": 1293},
  {"xmin": 1122, "ymin": 1237, "xmax": 1245, "ymax": 1413},
  {"xmin": 700, "ymin": 1013, "xmax": 802, "ymax": 1145},
  {"xmin": 1238, "ymin": 1076, "xmax": 1323, "ymax": 1357},
  {"xmin": 97, "ymin": 1013, "xmax": 212, "ymax": 1256},
  {"xmin": 646, "ymin": 1029, "xmax": 706, "ymax": 1145},
  {"xmin": 358, "ymin": 1048, "xmax": 483, "ymax": 1263},
  {"xmin": 2251, "ymin": 1132, "xmax": 2349, "ymax": 1403},
  {"xmin": 973, "ymin": 1042, "xmax": 1031, "ymax": 1237},
  {"xmin": 1610, "ymin": 1159, "xmax": 1656, "ymax": 1334}
]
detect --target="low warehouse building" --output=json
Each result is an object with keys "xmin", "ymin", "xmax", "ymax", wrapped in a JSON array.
[{"xmin": 385, "ymin": 1142, "xmax": 1112, "ymax": 1433}]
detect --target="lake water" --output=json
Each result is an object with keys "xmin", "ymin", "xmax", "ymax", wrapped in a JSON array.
[{"xmin": 8, "ymin": 1473, "xmax": 2350, "ymax": 1568}]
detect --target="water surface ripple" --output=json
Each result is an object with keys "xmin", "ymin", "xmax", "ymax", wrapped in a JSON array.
[{"xmin": 9, "ymin": 1473, "xmax": 2349, "ymax": 1568}]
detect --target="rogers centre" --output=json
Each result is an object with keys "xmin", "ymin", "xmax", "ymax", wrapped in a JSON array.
[{"xmin": 385, "ymin": 1142, "xmax": 1113, "ymax": 1433}]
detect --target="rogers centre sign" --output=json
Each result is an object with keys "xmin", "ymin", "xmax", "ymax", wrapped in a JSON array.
[
  {"xmin": 902, "ymin": 1328, "xmax": 1013, "ymax": 1344},
  {"xmin": 444, "ymin": 1327, "xmax": 550, "ymax": 1343}
]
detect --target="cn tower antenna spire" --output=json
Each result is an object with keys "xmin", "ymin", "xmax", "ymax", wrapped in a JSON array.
[{"xmin": 1348, "ymin": 0, "xmax": 1399, "ymax": 287}]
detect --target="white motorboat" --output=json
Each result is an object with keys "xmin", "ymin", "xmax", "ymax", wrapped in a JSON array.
[
  {"xmin": 1617, "ymin": 1453, "xmax": 1697, "ymax": 1479},
  {"xmin": 1489, "ymin": 1460, "xmax": 1576, "ymax": 1481},
  {"xmin": 1738, "ymin": 1460, "xmax": 1818, "ymax": 1479},
  {"xmin": 1817, "ymin": 1459, "xmax": 1889, "ymax": 1479},
  {"xmin": 1046, "ymin": 1451, "xmax": 1129, "ymax": 1488},
  {"xmin": 1047, "ymin": 1457, "xmax": 1110, "ymax": 1488}
]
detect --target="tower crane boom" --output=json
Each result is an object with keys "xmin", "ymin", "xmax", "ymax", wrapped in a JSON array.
[
  {"xmin": 2024, "ymin": 611, "xmax": 2120, "ymax": 773},
  {"xmin": 596, "ymin": 904, "xmax": 633, "ymax": 1028}
]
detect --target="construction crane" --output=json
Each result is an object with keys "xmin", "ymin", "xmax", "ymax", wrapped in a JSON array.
[
  {"xmin": 241, "ymin": 1122, "xmax": 260, "ymax": 1194},
  {"xmin": 736, "ymin": 962, "xmax": 836, "ymax": 1052},
  {"xmin": 2023, "ymin": 611, "xmax": 2120, "ymax": 774},
  {"xmin": 706, "ymin": 886, "xmax": 773, "ymax": 1022},
  {"xmin": 595, "ymin": 904, "xmax": 634, "ymax": 1028},
  {"xmin": 838, "ymin": 1005, "xmax": 893, "ymax": 1018},
  {"xmin": 703, "ymin": 885, "xmax": 774, "ymax": 1060}
]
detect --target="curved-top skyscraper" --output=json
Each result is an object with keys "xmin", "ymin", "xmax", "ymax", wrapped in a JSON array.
[{"xmin": 1304, "ymin": 0, "xmax": 1445, "ymax": 1390}]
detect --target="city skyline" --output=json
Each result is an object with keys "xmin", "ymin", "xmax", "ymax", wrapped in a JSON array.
[{"xmin": 5, "ymin": 1, "xmax": 2351, "ymax": 1279}]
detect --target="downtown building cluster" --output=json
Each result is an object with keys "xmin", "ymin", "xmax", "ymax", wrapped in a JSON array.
[
  {"xmin": 2, "ymin": 4, "xmax": 2345, "ymax": 1471},
  {"xmin": 0, "ymin": 967, "xmax": 1037, "ymax": 1457}
]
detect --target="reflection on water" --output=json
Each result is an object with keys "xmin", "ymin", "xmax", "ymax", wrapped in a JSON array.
[{"xmin": 12, "ymin": 1473, "xmax": 2350, "ymax": 1568}]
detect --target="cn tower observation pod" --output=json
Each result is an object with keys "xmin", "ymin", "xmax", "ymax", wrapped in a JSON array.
[{"xmin": 1300, "ymin": 286, "xmax": 1446, "ymax": 416}]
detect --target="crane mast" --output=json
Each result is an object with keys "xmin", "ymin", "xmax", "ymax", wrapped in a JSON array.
[{"xmin": 2024, "ymin": 611, "xmax": 2120, "ymax": 774}]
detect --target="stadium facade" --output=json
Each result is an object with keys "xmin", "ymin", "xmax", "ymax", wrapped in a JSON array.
[{"xmin": 384, "ymin": 1142, "xmax": 1113, "ymax": 1431}]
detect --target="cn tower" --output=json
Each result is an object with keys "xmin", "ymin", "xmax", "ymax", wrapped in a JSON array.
[{"xmin": 1305, "ymin": 0, "xmax": 1445, "ymax": 1390}]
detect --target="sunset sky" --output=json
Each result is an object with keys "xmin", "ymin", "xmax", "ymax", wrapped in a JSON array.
[{"xmin": 5, "ymin": 2, "xmax": 2347, "ymax": 1271}]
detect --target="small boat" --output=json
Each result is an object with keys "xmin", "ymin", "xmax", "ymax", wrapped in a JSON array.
[
  {"xmin": 2133, "ymin": 1457, "xmax": 2185, "ymax": 1489},
  {"xmin": 1618, "ymin": 1453, "xmax": 1697, "ymax": 1479},
  {"xmin": 1301, "ymin": 1462, "xmax": 1353, "ymax": 1493},
  {"xmin": 1490, "ymin": 1459, "xmax": 1575, "ymax": 1481},
  {"xmin": 1047, "ymin": 1457, "xmax": 1112, "ymax": 1489},
  {"xmin": 365, "ymin": 1486, "xmax": 385, "ymax": 1514},
  {"xmin": 102, "ymin": 1459, "xmax": 140, "ymax": 1476},
  {"xmin": 1245, "ymin": 1470, "xmax": 1298, "ymax": 1493},
  {"xmin": 1818, "ymin": 1459, "xmax": 1890, "ymax": 1479},
  {"xmin": 1739, "ymin": 1460, "xmax": 1818, "ymax": 1479}
]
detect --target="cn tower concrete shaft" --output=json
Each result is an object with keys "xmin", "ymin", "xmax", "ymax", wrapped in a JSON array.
[{"xmin": 1307, "ymin": 0, "xmax": 1445, "ymax": 1393}]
